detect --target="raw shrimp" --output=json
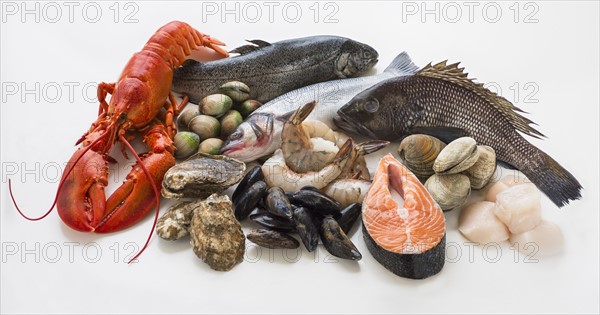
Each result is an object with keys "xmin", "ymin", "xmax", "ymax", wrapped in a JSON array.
[
  {"xmin": 281, "ymin": 101, "xmax": 339, "ymax": 173},
  {"xmin": 322, "ymin": 179, "xmax": 372, "ymax": 208},
  {"xmin": 262, "ymin": 140, "xmax": 353, "ymax": 192},
  {"xmin": 300, "ymin": 117, "xmax": 389, "ymax": 179}
]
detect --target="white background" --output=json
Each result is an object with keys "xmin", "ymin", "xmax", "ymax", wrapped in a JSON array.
[{"xmin": 1, "ymin": 1, "xmax": 598, "ymax": 314}]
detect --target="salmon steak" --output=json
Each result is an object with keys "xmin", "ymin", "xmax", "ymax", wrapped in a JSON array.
[{"xmin": 362, "ymin": 154, "xmax": 446, "ymax": 279}]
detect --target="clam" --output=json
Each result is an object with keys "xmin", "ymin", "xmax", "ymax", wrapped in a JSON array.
[
  {"xmin": 199, "ymin": 94, "xmax": 233, "ymax": 117},
  {"xmin": 433, "ymin": 137, "xmax": 479, "ymax": 174},
  {"xmin": 173, "ymin": 131, "xmax": 200, "ymax": 159},
  {"xmin": 424, "ymin": 174, "xmax": 471, "ymax": 211},
  {"xmin": 198, "ymin": 138, "xmax": 223, "ymax": 155},
  {"xmin": 161, "ymin": 153, "xmax": 246, "ymax": 199},
  {"xmin": 220, "ymin": 110, "xmax": 243, "ymax": 138},
  {"xmin": 238, "ymin": 99, "xmax": 262, "ymax": 117},
  {"xmin": 463, "ymin": 145, "xmax": 497, "ymax": 189},
  {"xmin": 397, "ymin": 134, "xmax": 446, "ymax": 179},
  {"xmin": 219, "ymin": 81, "xmax": 250, "ymax": 103},
  {"xmin": 177, "ymin": 106, "xmax": 200, "ymax": 130},
  {"xmin": 188, "ymin": 115, "xmax": 220, "ymax": 141}
]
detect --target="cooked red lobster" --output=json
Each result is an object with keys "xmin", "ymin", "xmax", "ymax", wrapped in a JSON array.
[{"xmin": 10, "ymin": 21, "xmax": 228, "ymax": 261}]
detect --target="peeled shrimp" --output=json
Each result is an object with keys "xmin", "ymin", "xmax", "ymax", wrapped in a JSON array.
[
  {"xmin": 262, "ymin": 141, "xmax": 352, "ymax": 192},
  {"xmin": 322, "ymin": 179, "xmax": 372, "ymax": 208}
]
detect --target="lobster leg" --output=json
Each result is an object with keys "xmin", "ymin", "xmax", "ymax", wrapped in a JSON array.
[
  {"xmin": 164, "ymin": 93, "xmax": 189, "ymax": 138},
  {"xmin": 97, "ymin": 82, "xmax": 115, "ymax": 116}
]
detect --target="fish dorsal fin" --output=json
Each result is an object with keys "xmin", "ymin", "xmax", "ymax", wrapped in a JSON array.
[
  {"xmin": 247, "ymin": 39, "xmax": 271, "ymax": 47},
  {"xmin": 384, "ymin": 52, "xmax": 419, "ymax": 76},
  {"xmin": 416, "ymin": 62, "xmax": 545, "ymax": 139},
  {"xmin": 229, "ymin": 39, "xmax": 272, "ymax": 55}
]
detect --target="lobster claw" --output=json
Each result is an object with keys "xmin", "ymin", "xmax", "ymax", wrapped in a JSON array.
[
  {"xmin": 57, "ymin": 124, "xmax": 175, "ymax": 233},
  {"xmin": 57, "ymin": 131, "xmax": 109, "ymax": 232}
]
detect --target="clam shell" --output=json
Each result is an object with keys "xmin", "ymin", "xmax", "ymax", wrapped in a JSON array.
[
  {"xmin": 424, "ymin": 174, "xmax": 471, "ymax": 211},
  {"xmin": 433, "ymin": 137, "xmax": 479, "ymax": 174},
  {"xmin": 397, "ymin": 134, "xmax": 446, "ymax": 179},
  {"xmin": 161, "ymin": 153, "xmax": 246, "ymax": 199},
  {"xmin": 463, "ymin": 145, "xmax": 497, "ymax": 189}
]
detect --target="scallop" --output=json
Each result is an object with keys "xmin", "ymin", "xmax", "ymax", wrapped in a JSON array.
[
  {"xmin": 485, "ymin": 173, "xmax": 531, "ymax": 202},
  {"xmin": 459, "ymin": 201, "xmax": 509, "ymax": 244},
  {"xmin": 509, "ymin": 221, "xmax": 564, "ymax": 256},
  {"xmin": 433, "ymin": 137, "xmax": 479, "ymax": 174},
  {"xmin": 463, "ymin": 145, "xmax": 497, "ymax": 189},
  {"xmin": 397, "ymin": 134, "xmax": 446, "ymax": 180},
  {"xmin": 424, "ymin": 173, "xmax": 471, "ymax": 211},
  {"xmin": 493, "ymin": 183, "xmax": 541, "ymax": 234}
]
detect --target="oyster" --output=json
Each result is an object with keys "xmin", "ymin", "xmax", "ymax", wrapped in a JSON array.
[
  {"xmin": 463, "ymin": 145, "xmax": 497, "ymax": 189},
  {"xmin": 156, "ymin": 201, "xmax": 200, "ymax": 241},
  {"xmin": 161, "ymin": 153, "xmax": 245, "ymax": 199},
  {"xmin": 433, "ymin": 137, "xmax": 479, "ymax": 174},
  {"xmin": 425, "ymin": 174, "xmax": 471, "ymax": 211},
  {"xmin": 189, "ymin": 194, "xmax": 245, "ymax": 271},
  {"xmin": 397, "ymin": 134, "xmax": 446, "ymax": 179}
]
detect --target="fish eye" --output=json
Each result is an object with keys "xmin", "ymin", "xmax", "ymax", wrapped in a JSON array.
[
  {"xmin": 364, "ymin": 99, "xmax": 379, "ymax": 113},
  {"xmin": 363, "ymin": 51, "xmax": 372, "ymax": 59},
  {"xmin": 229, "ymin": 129, "xmax": 243, "ymax": 140}
]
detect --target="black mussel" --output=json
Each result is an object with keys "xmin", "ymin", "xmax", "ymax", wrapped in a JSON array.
[
  {"xmin": 293, "ymin": 206, "xmax": 319, "ymax": 252},
  {"xmin": 319, "ymin": 217, "xmax": 362, "ymax": 261},
  {"xmin": 232, "ymin": 165, "xmax": 264, "ymax": 203},
  {"xmin": 233, "ymin": 181, "xmax": 267, "ymax": 221},
  {"xmin": 335, "ymin": 203, "xmax": 362, "ymax": 234},
  {"xmin": 300, "ymin": 185, "xmax": 323, "ymax": 193},
  {"xmin": 265, "ymin": 187, "xmax": 293, "ymax": 219},
  {"xmin": 249, "ymin": 213, "xmax": 296, "ymax": 233},
  {"xmin": 247, "ymin": 229, "xmax": 300, "ymax": 249},
  {"xmin": 290, "ymin": 189, "xmax": 341, "ymax": 216}
]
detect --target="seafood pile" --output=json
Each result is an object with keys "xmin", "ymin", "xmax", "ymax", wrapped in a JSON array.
[
  {"xmin": 459, "ymin": 175, "xmax": 564, "ymax": 256},
  {"xmin": 398, "ymin": 135, "xmax": 497, "ymax": 211},
  {"xmin": 174, "ymin": 81, "xmax": 263, "ymax": 158},
  {"xmin": 9, "ymin": 23, "xmax": 582, "ymax": 272},
  {"xmin": 231, "ymin": 166, "xmax": 363, "ymax": 260}
]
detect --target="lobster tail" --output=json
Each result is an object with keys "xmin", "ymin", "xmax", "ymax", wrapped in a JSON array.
[{"xmin": 143, "ymin": 21, "xmax": 228, "ymax": 67}]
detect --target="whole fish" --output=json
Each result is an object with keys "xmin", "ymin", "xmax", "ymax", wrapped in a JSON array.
[
  {"xmin": 335, "ymin": 61, "xmax": 582, "ymax": 208},
  {"xmin": 220, "ymin": 52, "xmax": 419, "ymax": 162},
  {"xmin": 172, "ymin": 36, "xmax": 379, "ymax": 103}
]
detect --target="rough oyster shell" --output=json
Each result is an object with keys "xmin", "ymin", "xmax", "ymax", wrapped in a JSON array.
[{"xmin": 161, "ymin": 153, "xmax": 245, "ymax": 199}]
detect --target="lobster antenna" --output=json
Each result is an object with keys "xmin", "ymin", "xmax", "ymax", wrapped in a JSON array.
[
  {"xmin": 119, "ymin": 135, "xmax": 160, "ymax": 264},
  {"xmin": 9, "ymin": 131, "xmax": 110, "ymax": 221}
]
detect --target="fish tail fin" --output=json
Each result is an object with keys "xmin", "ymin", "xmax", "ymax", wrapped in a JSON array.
[
  {"xmin": 520, "ymin": 151, "xmax": 582, "ymax": 208},
  {"xmin": 384, "ymin": 52, "xmax": 419, "ymax": 76}
]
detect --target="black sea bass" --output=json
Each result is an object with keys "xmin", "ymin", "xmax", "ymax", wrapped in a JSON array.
[
  {"xmin": 335, "ymin": 61, "xmax": 582, "ymax": 208},
  {"xmin": 172, "ymin": 36, "xmax": 379, "ymax": 104}
]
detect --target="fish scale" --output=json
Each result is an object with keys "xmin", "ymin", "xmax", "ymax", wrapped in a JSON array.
[{"xmin": 337, "ymin": 62, "xmax": 582, "ymax": 208}]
